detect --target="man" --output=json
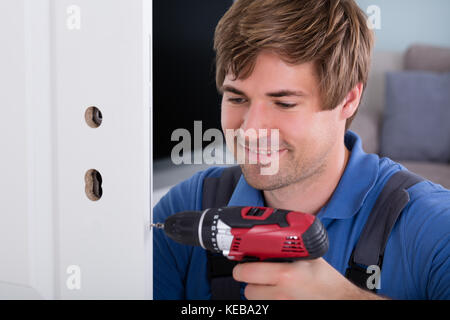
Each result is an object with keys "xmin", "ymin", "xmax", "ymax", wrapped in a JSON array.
[{"xmin": 153, "ymin": 0, "xmax": 450, "ymax": 299}]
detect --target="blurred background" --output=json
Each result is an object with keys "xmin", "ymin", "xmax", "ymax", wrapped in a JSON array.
[{"xmin": 153, "ymin": 0, "xmax": 450, "ymax": 205}]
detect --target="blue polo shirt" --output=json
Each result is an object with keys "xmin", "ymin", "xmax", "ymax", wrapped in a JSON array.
[{"xmin": 153, "ymin": 131, "xmax": 450, "ymax": 300}]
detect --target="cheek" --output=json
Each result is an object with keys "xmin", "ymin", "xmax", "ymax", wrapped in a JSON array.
[
  {"xmin": 221, "ymin": 104, "xmax": 245, "ymax": 131},
  {"xmin": 276, "ymin": 109, "xmax": 336, "ymax": 154},
  {"xmin": 300, "ymin": 110, "xmax": 340, "ymax": 153},
  {"xmin": 276, "ymin": 112, "xmax": 314, "ymax": 145},
  {"xmin": 313, "ymin": 109, "xmax": 340, "ymax": 138}
]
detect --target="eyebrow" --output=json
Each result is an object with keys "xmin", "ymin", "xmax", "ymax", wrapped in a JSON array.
[
  {"xmin": 221, "ymin": 85, "xmax": 246, "ymax": 96},
  {"xmin": 266, "ymin": 90, "xmax": 307, "ymax": 98},
  {"xmin": 221, "ymin": 85, "xmax": 307, "ymax": 98}
]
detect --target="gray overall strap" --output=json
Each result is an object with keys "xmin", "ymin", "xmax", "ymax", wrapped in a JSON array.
[
  {"xmin": 345, "ymin": 170, "xmax": 425, "ymax": 291},
  {"xmin": 202, "ymin": 166, "xmax": 242, "ymax": 209},
  {"xmin": 202, "ymin": 166, "xmax": 243, "ymax": 300}
]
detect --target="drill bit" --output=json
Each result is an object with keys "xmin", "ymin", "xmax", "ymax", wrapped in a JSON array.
[{"xmin": 150, "ymin": 223, "xmax": 164, "ymax": 229}]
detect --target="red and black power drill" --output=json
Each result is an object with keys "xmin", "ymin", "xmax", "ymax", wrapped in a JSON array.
[{"xmin": 151, "ymin": 206, "xmax": 328, "ymax": 261}]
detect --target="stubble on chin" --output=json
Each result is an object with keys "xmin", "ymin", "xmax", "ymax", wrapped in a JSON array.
[{"xmin": 240, "ymin": 152, "xmax": 328, "ymax": 192}]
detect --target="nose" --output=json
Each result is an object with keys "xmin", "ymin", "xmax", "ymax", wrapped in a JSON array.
[{"xmin": 241, "ymin": 101, "xmax": 272, "ymax": 132}]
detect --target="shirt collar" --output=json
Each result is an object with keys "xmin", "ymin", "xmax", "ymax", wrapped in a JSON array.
[
  {"xmin": 228, "ymin": 175, "xmax": 265, "ymax": 207},
  {"xmin": 227, "ymin": 130, "xmax": 379, "ymax": 220}
]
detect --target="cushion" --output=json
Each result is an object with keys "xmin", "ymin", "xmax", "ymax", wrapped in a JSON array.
[
  {"xmin": 380, "ymin": 71, "xmax": 450, "ymax": 162},
  {"xmin": 349, "ymin": 111, "xmax": 380, "ymax": 154},
  {"xmin": 405, "ymin": 44, "xmax": 450, "ymax": 73},
  {"xmin": 399, "ymin": 161, "xmax": 450, "ymax": 189}
]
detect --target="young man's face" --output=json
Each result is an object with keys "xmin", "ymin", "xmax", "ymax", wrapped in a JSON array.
[{"xmin": 221, "ymin": 51, "xmax": 346, "ymax": 191}]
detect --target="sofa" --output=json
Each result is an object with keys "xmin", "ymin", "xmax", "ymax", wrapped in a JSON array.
[
  {"xmin": 154, "ymin": 44, "xmax": 450, "ymax": 206},
  {"xmin": 351, "ymin": 44, "xmax": 450, "ymax": 189}
]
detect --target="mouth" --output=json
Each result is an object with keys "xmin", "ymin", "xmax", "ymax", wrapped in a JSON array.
[{"xmin": 236, "ymin": 139, "xmax": 287, "ymax": 164}]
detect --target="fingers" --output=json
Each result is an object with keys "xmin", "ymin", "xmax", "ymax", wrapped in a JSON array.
[
  {"xmin": 244, "ymin": 284, "xmax": 278, "ymax": 300},
  {"xmin": 232, "ymin": 262, "xmax": 288, "ymax": 285}
]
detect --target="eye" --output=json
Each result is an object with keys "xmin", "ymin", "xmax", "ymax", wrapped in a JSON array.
[
  {"xmin": 227, "ymin": 97, "xmax": 247, "ymax": 105},
  {"xmin": 275, "ymin": 102, "xmax": 297, "ymax": 108}
]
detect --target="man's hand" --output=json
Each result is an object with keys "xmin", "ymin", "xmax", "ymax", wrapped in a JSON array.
[{"xmin": 232, "ymin": 258, "xmax": 387, "ymax": 300}]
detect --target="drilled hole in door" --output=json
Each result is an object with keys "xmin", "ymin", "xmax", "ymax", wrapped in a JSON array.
[
  {"xmin": 85, "ymin": 169, "xmax": 103, "ymax": 201},
  {"xmin": 85, "ymin": 106, "xmax": 103, "ymax": 128}
]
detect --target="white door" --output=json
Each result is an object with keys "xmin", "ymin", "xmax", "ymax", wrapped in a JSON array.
[{"xmin": 0, "ymin": 0, "xmax": 152, "ymax": 299}]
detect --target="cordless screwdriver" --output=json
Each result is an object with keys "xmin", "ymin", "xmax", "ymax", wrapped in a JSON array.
[{"xmin": 151, "ymin": 206, "xmax": 328, "ymax": 261}]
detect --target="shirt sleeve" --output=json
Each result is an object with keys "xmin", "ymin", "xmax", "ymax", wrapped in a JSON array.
[{"xmin": 403, "ymin": 182, "xmax": 450, "ymax": 300}]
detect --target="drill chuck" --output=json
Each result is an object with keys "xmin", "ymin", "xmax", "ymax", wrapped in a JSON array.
[{"xmin": 163, "ymin": 210, "xmax": 202, "ymax": 247}]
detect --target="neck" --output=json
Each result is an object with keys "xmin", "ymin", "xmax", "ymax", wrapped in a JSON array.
[{"xmin": 263, "ymin": 141, "xmax": 350, "ymax": 215}]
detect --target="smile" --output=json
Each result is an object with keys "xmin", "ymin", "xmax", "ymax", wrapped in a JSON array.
[
  {"xmin": 237, "ymin": 140, "xmax": 283, "ymax": 154},
  {"xmin": 236, "ymin": 139, "xmax": 288, "ymax": 166}
]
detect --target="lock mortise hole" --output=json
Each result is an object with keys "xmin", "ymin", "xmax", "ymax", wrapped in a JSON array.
[
  {"xmin": 85, "ymin": 106, "xmax": 103, "ymax": 128},
  {"xmin": 85, "ymin": 169, "xmax": 103, "ymax": 201}
]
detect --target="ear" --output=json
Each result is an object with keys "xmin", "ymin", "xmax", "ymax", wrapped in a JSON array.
[{"xmin": 340, "ymin": 83, "xmax": 363, "ymax": 121}]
